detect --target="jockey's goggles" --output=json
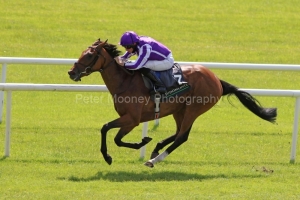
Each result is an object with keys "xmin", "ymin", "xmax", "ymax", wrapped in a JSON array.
[{"xmin": 123, "ymin": 45, "xmax": 134, "ymax": 49}]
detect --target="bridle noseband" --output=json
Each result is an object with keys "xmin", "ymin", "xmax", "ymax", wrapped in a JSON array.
[{"xmin": 75, "ymin": 50, "xmax": 99, "ymax": 75}]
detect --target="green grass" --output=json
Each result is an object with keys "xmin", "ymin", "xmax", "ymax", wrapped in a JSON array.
[{"xmin": 1, "ymin": 0, "xmax": 300, "ymax": 199}]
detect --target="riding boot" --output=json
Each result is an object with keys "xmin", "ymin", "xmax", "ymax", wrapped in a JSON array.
[{"xmin": 139, "ymin": 68, "xmax": 167, "ymax": 93}]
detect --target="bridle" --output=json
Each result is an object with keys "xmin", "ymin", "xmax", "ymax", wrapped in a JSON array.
[
  {"xmin": 73, "ymin": 44, "xmax": 115, "ymax": 81},
  {"xmin": 72, "ymin": 42, "xmax": 134, "ymax": 81}
]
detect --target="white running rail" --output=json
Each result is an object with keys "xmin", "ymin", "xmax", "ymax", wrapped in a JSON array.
[
  {"xmin": 0, "ymin": 83, "xmax": 299, "ymax": 163},
  {"xmin": 1, "ymin": 57, "xmax": 300, "ymax": 162}
]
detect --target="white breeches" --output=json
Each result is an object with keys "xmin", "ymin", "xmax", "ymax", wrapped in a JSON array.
[{"xmin": 143, "ymin": 53, "xmax": 174, "ymax": 71}]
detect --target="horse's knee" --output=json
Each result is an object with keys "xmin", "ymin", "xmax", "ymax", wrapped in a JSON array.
[
  {"xmin": 101, "ymin": 123, "xmax": 110, "ymax": 134},
  {"xmin": 114, "ymin": 136, "xmax": 122, "ymax": 147}
]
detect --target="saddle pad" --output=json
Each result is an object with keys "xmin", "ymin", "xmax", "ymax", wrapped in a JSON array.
[{"xmin": 150, "ymin": 63, "xmax": 191, "ymax": 101}]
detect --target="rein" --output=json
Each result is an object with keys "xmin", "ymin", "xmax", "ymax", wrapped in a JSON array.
[
  {"xmin": 115, "ymin": 64, "xmax": 135, "ymax": 76},
  {"xmin": 96, "ymin": 46, "xmax": 134, "ymax": 76}
]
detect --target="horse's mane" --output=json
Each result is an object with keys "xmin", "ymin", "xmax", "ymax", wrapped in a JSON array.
[
  {"xmin": 92, "ymin": 39, "xmax": 122, "ymax": 58},
  {"xmin": 91, "ymin": 39, "xmax": 134, "ymax": 76}
]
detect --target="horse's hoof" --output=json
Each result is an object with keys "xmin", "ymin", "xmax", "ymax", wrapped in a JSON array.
[
  {"xmin": 142, "ymin": 137, "xmax": 152, "ymax": 143},
  {"xmin": 144, "ymin": 161, "xmax": 154, "ymax": 168},
  {"xmin": 150, "ymin": 152, "xmax": 159, "ymax": 159},
  {"xmin": 105, "ymin": 155, "xmax": 112, "ymax": 165}
]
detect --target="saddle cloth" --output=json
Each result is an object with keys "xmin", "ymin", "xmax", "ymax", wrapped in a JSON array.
[{"xmin": 142, "ymin": 63, "xmax": 190, "ymax": 98}]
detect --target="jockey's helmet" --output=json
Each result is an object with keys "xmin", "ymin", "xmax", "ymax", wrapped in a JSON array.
[{"xmin": 119, "ymin": 31, "xmax": 139, "ymax": 46}]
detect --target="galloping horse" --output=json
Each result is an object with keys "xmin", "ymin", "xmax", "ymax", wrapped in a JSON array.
[{"xmin": 68, "ymin": 39, "xmax": 277, "ymax": 168}]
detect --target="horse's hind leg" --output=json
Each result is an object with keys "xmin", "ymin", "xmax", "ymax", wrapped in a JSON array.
[
  {"xmin": 150, "ymin": 111, "xmax": 184, "ymax": 159},
  {"xmin": 150, "ymin": 134, "xmax": 176, "ymax": 159},
  {"xmin": 145, "ymin": 125, "xmax": 193, "ymax": 168}
]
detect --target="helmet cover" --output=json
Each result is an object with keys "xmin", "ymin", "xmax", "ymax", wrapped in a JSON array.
[{"xmin": 119, "ymin": 31, "xmax": 139, "ymax": 46}]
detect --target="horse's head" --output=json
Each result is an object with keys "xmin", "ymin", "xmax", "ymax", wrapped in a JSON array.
[{"xmin": 68, "ymin": 39, "xmax": 112, "ymax": 81}]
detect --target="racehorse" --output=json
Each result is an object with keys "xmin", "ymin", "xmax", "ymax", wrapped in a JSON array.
[{"xmin": 68, "ymin": 39, "xmax": 277, "ymax": 168}]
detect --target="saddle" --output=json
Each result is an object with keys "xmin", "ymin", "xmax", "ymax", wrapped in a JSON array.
[
  {"xmin": 142, "ymin": 63, "xmax": 191, "ymax": 100},
  {"xmin": 139, "ymin": 63, "xmax": 191, "ymax": 119}
]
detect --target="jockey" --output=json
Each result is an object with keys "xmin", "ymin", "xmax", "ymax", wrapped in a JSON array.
[{"xmin": 115, "ymin": 31, "xmax": 174, "ymax": 94}]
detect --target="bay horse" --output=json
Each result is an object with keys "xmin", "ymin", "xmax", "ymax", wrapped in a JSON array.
[{"xmin": 68, "ymin": 39, "xmax": 277, "ymax": 168}]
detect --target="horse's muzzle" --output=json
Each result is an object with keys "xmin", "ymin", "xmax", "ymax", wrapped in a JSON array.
[{"xmin": 68, "ymin": 70, "xmax": 81, "ymax": 81}]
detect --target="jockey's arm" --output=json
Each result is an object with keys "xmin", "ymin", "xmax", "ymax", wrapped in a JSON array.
[
  {"xmin": 124, "ymin": 44, "xmax": 151, "ymax": 70},
  {"xmin": 121, "ymin": 51, "xmax": 135, "ymax": 61}
]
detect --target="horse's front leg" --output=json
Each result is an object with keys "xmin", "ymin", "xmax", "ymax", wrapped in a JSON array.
[
  {"xmin": 100, "ymin": 115, "xmax": 152, "ymax": 165},
  {"xmin": 100, "ymin": 123, "xmax": 113, "ymax": 165},
  {"xmin": 114, "ymin": 126, "xmax": 152, "ymax": 149},
  {"xmin": 100, "ymin": 115, "xmax": 134, "ymax": 165}
]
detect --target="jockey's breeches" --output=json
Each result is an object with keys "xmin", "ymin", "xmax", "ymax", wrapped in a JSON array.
[{"xmin": 143, "ymin": 53, "xmax": 174, "ymax": 71}]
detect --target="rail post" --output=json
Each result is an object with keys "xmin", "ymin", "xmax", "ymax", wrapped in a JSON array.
[
  {"xmin": 290, "ymin": 97, "xmax": 300, "ymax": 163},
  {"xmin": 0, "ymin": 63, "xmax": 7, "ymax": 123},
  {"xmin": 5, "ymin": 91, "xmax": 12, "ymax": 157},
  {"xmin": 140, "ymin": 122, "xmax": 148, "ymax": 159}
]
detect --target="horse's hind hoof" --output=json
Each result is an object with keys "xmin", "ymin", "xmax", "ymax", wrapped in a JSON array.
[{"xmin": 144, "ymin": 161, "xmax": 154, "ymax": 168}]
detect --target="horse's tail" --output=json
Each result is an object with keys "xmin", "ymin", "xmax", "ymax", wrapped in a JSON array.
[{"xmin": 220, "ymin": 79, "xmax": 277, "ymax": 123}]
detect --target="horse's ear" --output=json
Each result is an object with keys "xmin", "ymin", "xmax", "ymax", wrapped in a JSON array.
[
  {"xmin": 98, "ymin": 38, "xmax": 101, "ymax": 42},
  {"xmin": 95, "ymin": 39, "xmax": 107, "ymax": 51},
  {"xmin": 104, "ymin": 39, "xmax": 108, "ymax": 44},
  {"xmin": 98, "ymin": 39, "xmax": 108, "ymax": 48}
]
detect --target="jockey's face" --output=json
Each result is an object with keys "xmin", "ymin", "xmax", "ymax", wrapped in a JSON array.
[{"xmin": 123, "ymin": 43, "xmax": 136, "ymax": 53}]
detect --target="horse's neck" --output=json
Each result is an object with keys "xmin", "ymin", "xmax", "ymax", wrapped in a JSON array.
[{"xmin": 101, "ymin": 64, "xmax": 133, "ymax": 94}]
